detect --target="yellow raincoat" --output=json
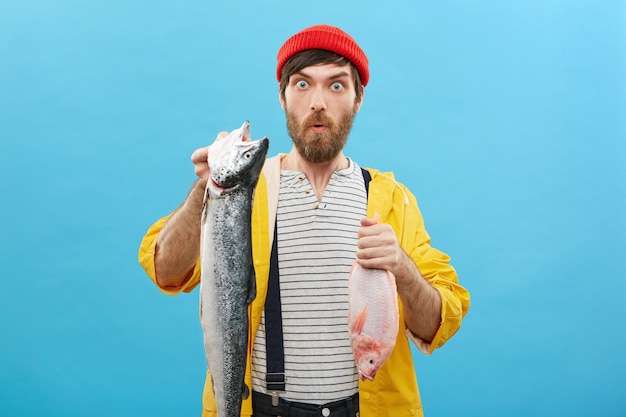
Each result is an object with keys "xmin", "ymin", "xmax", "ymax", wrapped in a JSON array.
[{"xmin": 138, "ymin": 155, "xmax": 470, "ymax": 417}]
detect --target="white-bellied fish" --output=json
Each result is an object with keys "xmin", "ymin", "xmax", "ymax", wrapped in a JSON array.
[
  {"xmin": 200, "ymin": 121, "xmax": 269, "ymax": 417},
  {"xmin": 348, "ymin": 255, "xmax": 399, "ymax": 380}
]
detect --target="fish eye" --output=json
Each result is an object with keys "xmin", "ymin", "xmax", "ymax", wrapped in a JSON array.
[{"xmin": 243, "ymin": 151, "xmax": 252, "ymax": 160}]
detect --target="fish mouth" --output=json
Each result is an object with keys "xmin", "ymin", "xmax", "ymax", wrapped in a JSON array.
[
  {"xmin": 236, "ymin": 121, "xmax": 251, "ymax": 143},
  {"xmin": 208, "ymin": 179, "xmax": 240, "ymax": 196},
  {"xmin": 206, "ymin": 121, "xmax": 269, "ymax": 196},
  {"xmin": 358, "ymin": 371, "xmax": 374, "ymax": 381}
]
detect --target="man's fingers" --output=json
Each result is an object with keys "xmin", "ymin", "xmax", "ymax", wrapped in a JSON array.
[
  {"xmin": 359, "ymin": 212, "xmax": 380, "ymax": 227},
  {"xmin": 191, "ymin": 147, "xmax": 208, "ymax": 164},
  {"xmin": 191, "ymin": 130, "xmax": 230, "ymax": 163}
]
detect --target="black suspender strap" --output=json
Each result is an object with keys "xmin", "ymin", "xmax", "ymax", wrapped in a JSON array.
[
  {"xmin": 264, "ymin": 220, "xmax": 285, "ymax": 400},
  {"xmin": 361, "ymin": 167, "xmax": 371, "ymax": 197},
  {"xmin": 263, "ymin": 167, "xmax": 371, "ymax": 404}
]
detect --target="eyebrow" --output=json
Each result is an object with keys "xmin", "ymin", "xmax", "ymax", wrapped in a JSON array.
[{"xmin": 293, "ymin": 68, "xmax": 351, "ymax": 82}]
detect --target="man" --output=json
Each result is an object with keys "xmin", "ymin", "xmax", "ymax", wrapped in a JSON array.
[{"xmin": 139, "ymin": 24, "xmax": 470, "ymax": 417}]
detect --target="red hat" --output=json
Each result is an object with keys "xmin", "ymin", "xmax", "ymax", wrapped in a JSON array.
[{"xmin": 276, "ymin": 24, "xmax": 369, "ymax": 87}]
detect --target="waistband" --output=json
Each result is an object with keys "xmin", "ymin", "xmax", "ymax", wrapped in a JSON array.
[{"xmin": 252, "ymin": 391, "xmax": 359, "ymax": 417}]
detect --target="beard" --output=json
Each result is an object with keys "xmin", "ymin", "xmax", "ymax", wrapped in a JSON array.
[{"xmin": 286, "ymin": 106, "xmax": 357, "ymax": 163}]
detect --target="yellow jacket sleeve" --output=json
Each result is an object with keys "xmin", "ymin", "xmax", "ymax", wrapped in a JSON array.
[
  {"xmin": 137, "ymin": 215, "xmax": 202, "ymax": 295},
  {"xmin": 367, "ymin": 169, "xmax": 470, "ymax": 354}
]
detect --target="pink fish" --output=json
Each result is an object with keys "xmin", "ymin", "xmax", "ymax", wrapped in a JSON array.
[{"xmin": 348, "ymin": 262, "xmax": 399, "ymax": 381}]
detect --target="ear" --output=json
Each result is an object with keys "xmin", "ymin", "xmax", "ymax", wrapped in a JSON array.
[
  {"xmin": 354, "ymin": 89, "xmax": 365, "ymax": 113},
  {"xmin": 278, "ymin": 85, "xmax": 286, "ymax": 110}
]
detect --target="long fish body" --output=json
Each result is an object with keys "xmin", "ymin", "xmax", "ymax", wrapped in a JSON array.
[
  {"xmin": 200, "ymin": 121, "xmax": 269, "ymax": 417},
  {"xmin": 348, "ymin": 261, "xmax": 399, "ymax": 381}
]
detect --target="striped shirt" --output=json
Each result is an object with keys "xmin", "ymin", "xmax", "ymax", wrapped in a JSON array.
[{"xmin": 251, "ymin": 158, "xmax": 368, "ymax": 404}]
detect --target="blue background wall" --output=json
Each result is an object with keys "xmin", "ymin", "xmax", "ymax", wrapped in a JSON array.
[{"xmin": 1, "ymin": 1, "xmax": 624, "ymax": 416}]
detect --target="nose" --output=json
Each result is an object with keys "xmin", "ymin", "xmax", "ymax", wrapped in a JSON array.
[{"xmin": 310, "ymin": 86, "xmax": 327, "ymax": 111}]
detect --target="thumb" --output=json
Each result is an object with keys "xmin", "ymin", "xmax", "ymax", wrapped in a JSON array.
[{"xmin": 360, "ymin": 212, "xmax": 380, "ymax": 226}]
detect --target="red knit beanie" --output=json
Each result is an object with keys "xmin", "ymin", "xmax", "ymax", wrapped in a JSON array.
[{"xmin": 276, "ymin": 24, "xmax": 369, "ymax": 87}]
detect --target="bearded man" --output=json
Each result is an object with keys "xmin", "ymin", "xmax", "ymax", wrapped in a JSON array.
[{"xmin": 139, "ymin": 24, "xmax": 470, "ymax": 417}]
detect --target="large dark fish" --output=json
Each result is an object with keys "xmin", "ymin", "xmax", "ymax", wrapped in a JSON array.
[{"xmin": 200, "ymin": 121, "xmax": 269, "ymax": 417}]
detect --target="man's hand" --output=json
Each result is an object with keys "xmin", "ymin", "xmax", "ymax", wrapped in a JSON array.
[
  {"xmin": 356, "ymin": 213, "xmax": 442, "ymax": 344},
  {"xmin": 191, "ymin": 131, "xmax": 229, "ymax": 185},
  {"xmin": 355, "ymin": 214, "xmax": 403, "ymax": 276},
  {"xmin": 154, "ymin": 131, "xmax": 230, "ymax": 288}
]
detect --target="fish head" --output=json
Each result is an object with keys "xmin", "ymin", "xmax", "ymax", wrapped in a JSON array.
[
  {"xmin": 352, "ymin": 334, "xmax": 386, "ymax": 381},
  {"xmin": 207, "ymin": 121, "xmax": 269, "ymax": 196}
]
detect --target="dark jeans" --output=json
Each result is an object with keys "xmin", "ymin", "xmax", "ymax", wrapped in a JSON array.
[{"xmin": 252, "ymin": 391, "xmax": 359, "ymax": 417}]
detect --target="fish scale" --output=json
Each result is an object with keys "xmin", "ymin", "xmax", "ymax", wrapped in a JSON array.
[{"xmin": 200, "ymin": 121, "xmax": 269, "ymax": 417}]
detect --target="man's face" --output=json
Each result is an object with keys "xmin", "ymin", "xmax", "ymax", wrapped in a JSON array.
[{"xmin": 280, "ymin": 63, "xmax": 363, "ymax": 163}]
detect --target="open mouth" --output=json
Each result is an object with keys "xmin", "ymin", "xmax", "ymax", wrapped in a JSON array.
[
  {"xmin": 359, "ymin": 371, "xmax": 374, "ymax": 381},
  {"xmin": 309, "ymin": 122, "xmax": 327, "ymax": 132},
  {"xmin": 208, "ymin": 179, "xmax": 239, "ymax": 196}
]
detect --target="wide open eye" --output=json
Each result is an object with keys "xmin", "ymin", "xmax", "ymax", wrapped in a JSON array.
[
  {"xmin": 331, "ymin": 82, "xmax": 344, "ymax": 91},
  {"xmin": 296, "ymin": 80, "xmax": 308, "ymax": 89}
]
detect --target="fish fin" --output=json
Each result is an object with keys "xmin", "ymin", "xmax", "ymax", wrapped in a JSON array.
[
  {"xmin": 351, "ymin": 306, "xmax": 368, "ymax": 335},
  {"xmin": 349, "ymin": 260, "xmax": 358, "ymax": 276}
]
